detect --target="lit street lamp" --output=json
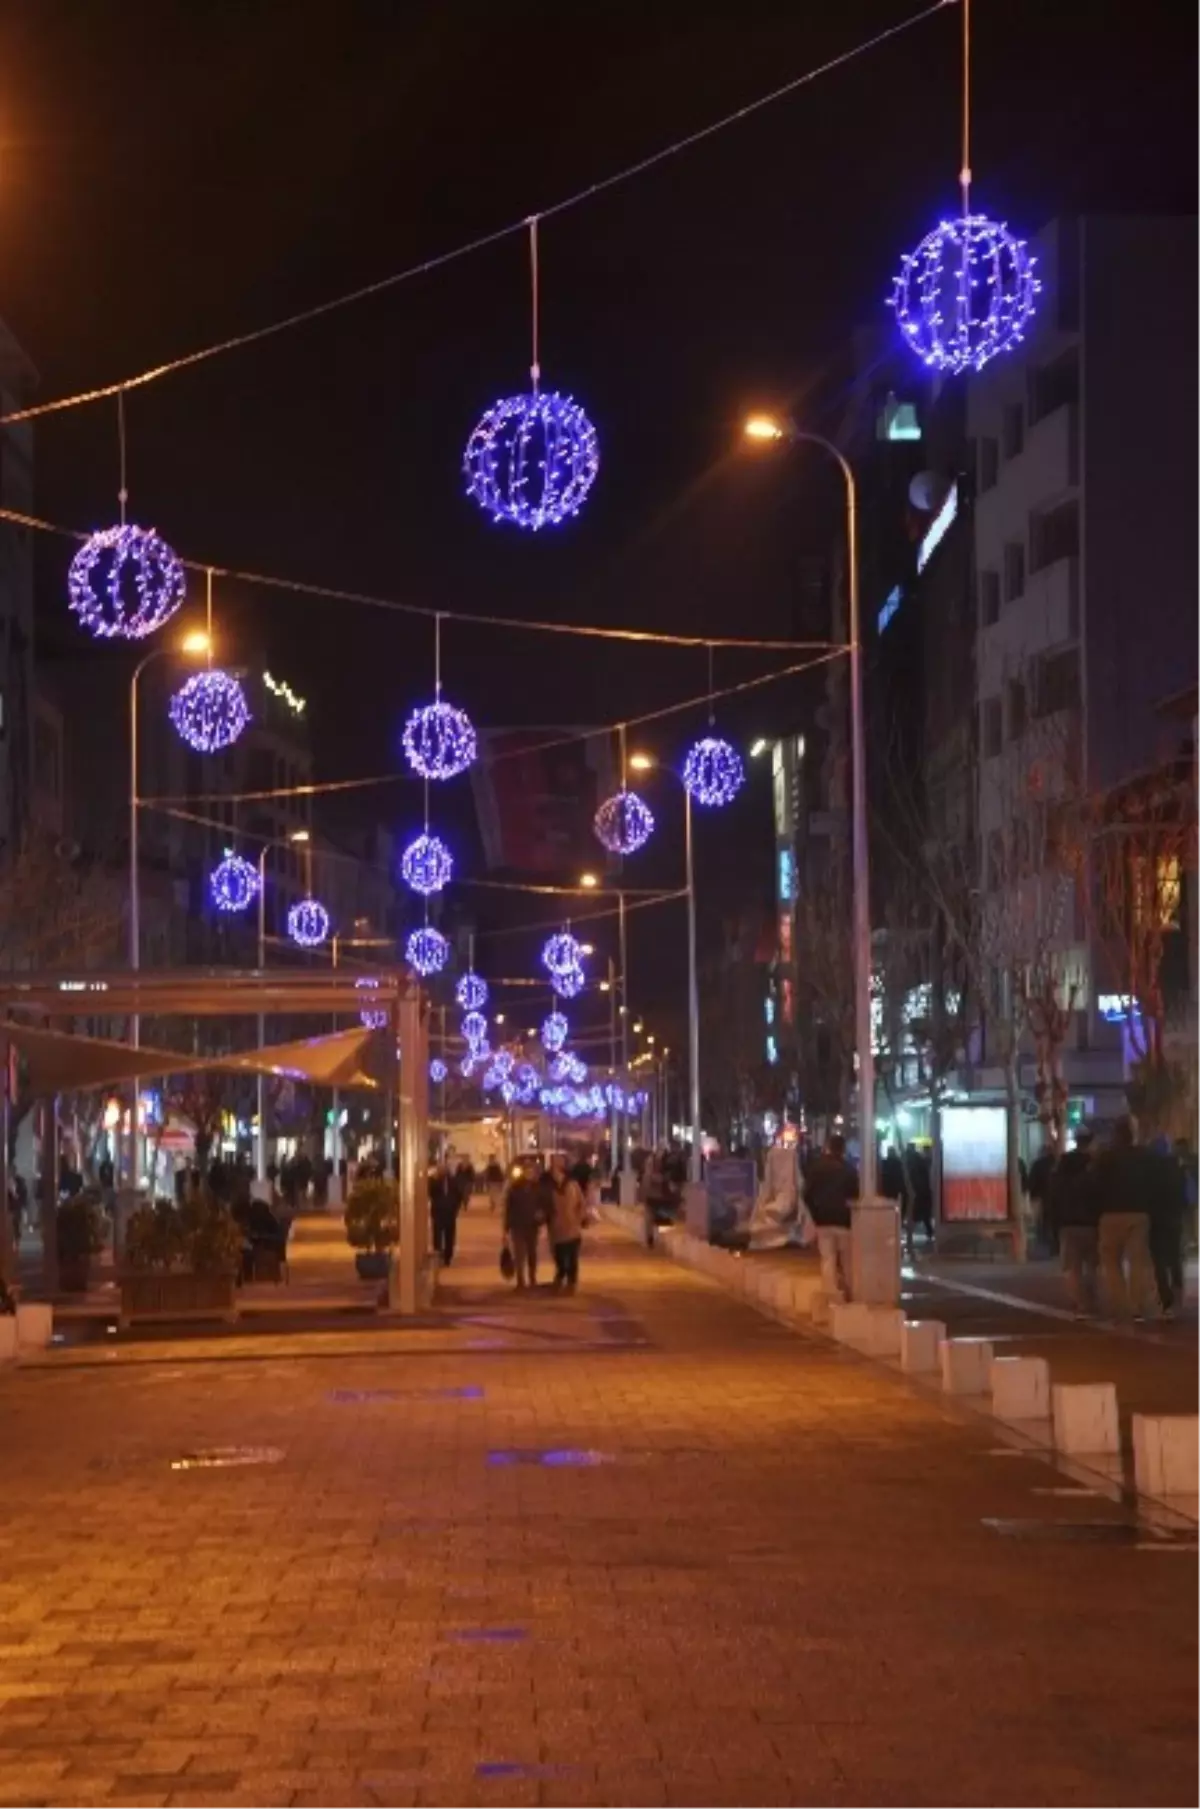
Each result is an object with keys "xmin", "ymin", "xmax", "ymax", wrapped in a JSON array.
[{"xmin": 743, "ymin": 413, "xmax": 876, "ymax": 1197}]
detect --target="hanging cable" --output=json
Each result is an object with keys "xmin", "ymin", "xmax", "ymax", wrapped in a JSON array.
[
  {"xmin": 116, "ymin": 389, "xmax": 128, "ymax": 527},
  {"xmin": 528, "ymin": 217, "xmax": 541, "ymax": 393},
  {"xmin": 0, "ymin": 3, "xmax": 955, "ymax": 430},
  {"xmin": 959, "ymin": 0, "xmax": 972, "ymax": 214}
]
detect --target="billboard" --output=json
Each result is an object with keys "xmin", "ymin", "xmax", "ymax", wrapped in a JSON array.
[
  {"xmin": 940, "ymin": 1103, "xmax": 1008, "ymax": 1222},
  {"xmin": 471, "ymin": 728, "xmax": 617, "ymax": 876}
]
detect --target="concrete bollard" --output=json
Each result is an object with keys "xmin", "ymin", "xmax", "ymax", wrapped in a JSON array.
[
  {"xmin": 830, "ymin": 1302, "xmax": 873, "ymax": 1346},
  {"xmin": 939, "ymin": 1336, "xmax": 994, "ymax": 1396},
  {"xmin": 15, "ymin": 1302, "xmax": 53, "ymax": 1350},
  {"xmin": 809, "ymin": 1291, "xmax": 832, "ymax": 1328},
  {"xmin": 1051, "ymin": 1382, "xmax": 1119, "ymax": 1456},
  {"xmin": 991, "ymin": 1355, "xmax": 1051, "ymax": 1423},
  {"xmin": 1131, "ymin": 1415, "xmax": 1199, "ymax": 1503},
  {"xmin": 900, "ymin": 1319, "xmax": 945, "ymax": 1374},
  {"xmin": 789, "ymin": 1272, "xmax": 824, "ymax": 1320},
  {"xmin": 860, "ymin": 1306, "xmax": 904, "ymax": 1357},
  {"xmin": 0, "ymin": 1315, "xmax": 17, "ymax": 1361}
]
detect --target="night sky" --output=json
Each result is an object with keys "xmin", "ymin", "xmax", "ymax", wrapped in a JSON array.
[{"xmin": 0, "ymin": 0, "xmax": 1194, "ymax": 1032}]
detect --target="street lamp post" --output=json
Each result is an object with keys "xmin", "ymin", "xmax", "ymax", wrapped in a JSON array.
[
  {"xmin": 255, "ymin": 844, "xmax": 269, "ymax": 1180},
  {"xmin": 744, "ymin": 416, "xmax": 876, "ymax": 1199},
  {"xmin": 129, "ymin": 630, "xmax": 209, "ymax": 1188}
]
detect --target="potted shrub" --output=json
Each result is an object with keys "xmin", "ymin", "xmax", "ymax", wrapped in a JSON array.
[
  {"xmin": 344, "ymin": 1174, "xmax": 399, "ymax": 1279},
  {"xmin": 120, "ymin": 1189, "xmax": 241, "ymax": 1325},
  {"xmin": 56, "ymin": 1188, "xmax": 108, "ymax": 1293}
]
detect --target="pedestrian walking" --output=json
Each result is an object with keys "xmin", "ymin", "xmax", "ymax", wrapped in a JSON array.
[
  {"xmin": 1048, "ymin": 1126, "xmax": 1098, "ymax": 1315},
  {"xmin": 806, "ymin": 1132, "xmax": 859, "ymax": 1304},
  {"xmin": 429, "ymin": 1159, "xmax": 460, "ymax": 1267},
  {"xmin": 1147, "ymin": 1136, "xmax": 1187, "ymax": 1319},
  {"xmin": 503, "ymin": 1159, "xmax": 541, "ymax": 1289},
  {"xmin": 547, "ymin": 1153, "xmax": 586, "ymax": 1293},
  {"xmin": 1089, "ymin": 1117, "xmax": 1159, "ymax": 1321},
  {"xmin": 484, "ymin": 1157, "xmax": 505, "ymax": 1213}
]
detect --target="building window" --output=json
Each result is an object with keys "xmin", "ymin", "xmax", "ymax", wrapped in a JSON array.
[
  {"xmin": 1007, "ymin": 677, "xmax": 1028, "ymax": 741},
  {"xmin": 1030, "ymin": 348, "xmax": 1080, "ymax": 423},
  {"xmin": 1034, "ymin": 646, "xmax": 1081, "ymax": 718},
  {"xmin": 1003, "ymin": 402, "xmax": 1024, "ymax": 460},
  {"xmin": 980, "ymin": 570, "xmax": 1001, "ymax": 626},
  {"xmin": 982, "ymin": 696, "xmax": 1003, "ymax": 759},
  {"xmin": 1030, "ymin": 498, "xmax": 1080, "ymax": 572},
  {"xmin": 1004, "ymin": 541, "xmax": 1026, "ymax": 603},
  {"xmin": 978, "ymin": 437, "xmax": 999, "ymax": 492},
  {"xmin": 877, "ymin": 394, "xmax": 921, "ymax": 441}
]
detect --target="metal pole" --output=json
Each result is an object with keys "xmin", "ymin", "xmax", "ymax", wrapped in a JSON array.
[
  {"xmin": 618, "ymin": 890, "xmax": 631, "ymax": 1182},
  {"xmin": 685, "ymin": 788, "xmax": 702, "ymax": 1184},
  {"xmin": 330, "ymin": 936, "xmax": 340, "ymax": 1206},
  {"xmin": 129, "ymin": 658, "xmax": 142, "ymax": 1191},
  {"xmin": 608, "ymin": 955, "xmax": 618, "ymax": 1180},
  {"xmin": 256, "ymin": 845, "xmax": 268, "ymax": 1181}
]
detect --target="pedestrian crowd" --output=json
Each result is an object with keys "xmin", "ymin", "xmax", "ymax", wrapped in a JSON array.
[{"xmin": 426, "ymin": 1150, "xmax": 594, "ymax": 1293}]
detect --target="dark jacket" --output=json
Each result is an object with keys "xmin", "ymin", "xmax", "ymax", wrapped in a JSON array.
[
  {"xmin": 1048, "ymin": 1146, "xmax": 1095, "ymax": 1230},
  {"xmin": 1086, "ymin": 1145, "xmax": 1179, "ymax": 1227},
  {"xmin": 804, "ymin": 1151, "xmax": 860, "ymax": 1229},
  {"xmin": 503, "ymin": 1177, "xmax": 541, "ymax": 1236}
]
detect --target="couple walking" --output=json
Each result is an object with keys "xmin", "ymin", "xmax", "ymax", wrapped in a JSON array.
[{"xmin": 503, "ymin": 1154, "xmax": 585, "ymax": 1292}]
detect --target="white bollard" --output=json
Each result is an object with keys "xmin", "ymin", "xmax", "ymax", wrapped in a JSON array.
[
  {"xmin": 0, "ymin": 1315, "xmax": 17, "ymax": 1361},
  {"xmin": 830, "ymin": 1302, "xmax": 873, "ymax": 1346},
  {"xmin": 991, "ymin": 1355, "xmax": 1051, "ymax": 1422},
  {"xmin": 1131, "ymin": 1415, "xmax": 1199, "ymax": 1502},
  {"xmin": 1051, "ymin": 1382, "xmax": 1119, "ymax": 1456},
  {"xmin": 789, "ymin": 1272, "xmax": 823, "ymax": 1320},
  {"xmin": 900, "ymin": 1319, "xmax": 945, "ymax": 1374},
  {"xmin": 939, "ymin": 1336, "xmax": 994, "ymax": 1395},
  {"xmin": 15, "ymin": 1302, "xmax": 53, "ymax": 1350},
  {"xmin": 861, "ymin": 1306, "xmax": 904, "ymax": 1358}
]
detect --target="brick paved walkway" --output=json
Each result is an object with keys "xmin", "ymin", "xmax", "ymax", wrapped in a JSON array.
[{"xmin": 2, "ymin": 1206, "xmax": 1195, "ymax": 1807}]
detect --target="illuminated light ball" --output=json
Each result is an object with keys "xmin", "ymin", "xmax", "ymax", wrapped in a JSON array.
[
  {"xmin": 288, "ymin": 897, "xmax": 331, "ymax": 948},
  {"xmin": 456, "ymin": 970, "xmax": 488, "ymax": 1011},
  {"xmin": 491, "ymin": 1048, "xmax": 514, "ymax": 1080},
  {"xmin": 406, "ymin": 925, "xmax": 449, "ymax": 976},
  {"xmin": 604, "ymin": 1082, "xmax": 625, "ymax": 1110},
  {"xmin": 169, "ymin": 669, "xmax": 250, "ymax": 754},
  {"xmin": 459, "ymin": 1053, "xmax": 477, "ymax": 1079},
  {"xmin": 401, "ymin": 700, "xmax": 477, "ymax": 781},
  {"xmin": 683, "ymin": 736, "xmax": 745, "ymax": 808},
  {"xmin": 549, "ymin": 1054, "xmax": 571, "ymax": 1083},
  {"xmin": 551, "ymin": 963, "xmax": 585, "ymax": 1000},
  {"xmin": 889, "ymin": 215, "xmax": 1040, "ymax": 376},
  {"xmin": 429, "ymin": 1057, "xmax": 448, "ymax": 1084},
  {"xmin": 565, "ymin": 1053, "xmax": 588, "ymax": 1084},
  {"xmin": 67, "ymin": 524, "xmax": 186, "ymax": 640},
  {"xmin": 209, "ymin": 852, "xmax": 259, "ymax": 914},
  {"xmin": 464, "ymin": 390, "xmax": 599, "ymax": 531},
  {"xmin": 355, "ymin": 977, "xmax": 388, "ymax": 1031},
  {"xmin": 500, "ymin": 1080, "xmax": 516, "ymax": 1106},
  {"xmin": 541, "ymin": 1011, "xmax": 568, "ymax": 1052},
  {"xmin": 542, "ymin": 930, "xmax": 585, "ymax": 977},
  {"xmin": 461, "ymin": 1010, "xmax": 489, "ymax": 1047},
  {"xmin": 482, "ymin": 1064, "xmax": 505, "ymax": 1092},
  {"xmin": 400, "ymin": 831, "xmax": 453, "ymax": 896},
  {"xmin": 593, "ymin": 789, "xmax": 654, "ymax": 855},
  {"xmin": 469, "ymin": 1037, "xmax": 491, "ymax": 1063}
]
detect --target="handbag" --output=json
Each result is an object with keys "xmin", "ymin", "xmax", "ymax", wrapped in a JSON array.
[{"xmin": 499, "ymin": 1240, "xmax": 515, "ymax": 1280}]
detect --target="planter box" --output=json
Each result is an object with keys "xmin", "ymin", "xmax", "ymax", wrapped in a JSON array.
[
  {"xmin": 355, "ymin": 1251, "xmax": 390, "ymax": 1281},
  {"xmin": 119, "ymin": 1270, "xmax": 237, "ymax": 1327}
]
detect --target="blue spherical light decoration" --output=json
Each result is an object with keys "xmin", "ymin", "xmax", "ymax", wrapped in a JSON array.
[
  {"xmin": 288, "ymin": 897, "xmax": 331, "ymax": 948},
  {"xmin": 459, "ymin": 1052, "xmax": 478, "ymax": 1079},
  {"xmin": 429, "ymin": 1057, "xmax": 448, "ymax": 1084},
  {"xmin": 550, "ymin": 963, "xmax": 585, "ymax": 1000},
  {"xmin": 542, "ymin": 931, "xmax": 584, "ymax": 977},
  {"xmin": 890, "ymin": 214, "xmax": 1040, "ymax": 376},
  {"xmin": 683, "ymin": 736, "xmax": 745, "ymax": 808},
  {"xmin": 67, "ymin": 524, "xmax": 186, "ymax": 641},
  {"xmin": 400, "ymin": 831, "xmax": 454, "ymax": 896},
  {"xmin": 541, "ymin": 1011, "xmax": 569, "ymax": 1053},
  {"xmin": 491, "ymin": 1048, "xmax": 514, "ymax": 1079},
  {"xmin": 406, "ymin": 925, "xmax": 449, "ymax": 976},
  {"xmin": 464, "ymin": 390, "xmax": 599, "ymax": 531},
  {"xmin": 594, "ymin": 789, "xmax": 654, "ymax": 855},
  {"xmin": 209, "ymin": 852, "xmax": 259, "ymax": 914},
  {"xmin": 500, "ymin": 1080, "xmax": 517, "ymax": 1106},
  {"xmin": 402, "ymin": 700, "xmax": 477, "ymax": 781},
  {"xmin": 461, "ymin": 1010, "xmax": 489, "ymax": 1047},
  {"xmin": 456, "ymin": 970, "xmax": 489, "ymax": 1011},
  {"xmin": 355, "ymin": 977, "xmax": 388, "ymax": 1031},
  {"xmin": 169, "ymin": 669, "xmax": 251, "ymax": 754}
]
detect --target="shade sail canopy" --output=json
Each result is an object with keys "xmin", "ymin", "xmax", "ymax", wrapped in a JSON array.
[{"xmin": 3, "ymin": 1023, "xmax": 386, "ymax": 1097}]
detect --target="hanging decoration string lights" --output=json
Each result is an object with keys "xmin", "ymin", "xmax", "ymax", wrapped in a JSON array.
[
  {"xmin": 456, "ymin": 970, "xmax": 488, "ymax": 1011},
  {"xmin": 890, "ymin": 0, "xmax": 1038, "ymax": 374},
  {"xmin": 400, "ymin": 831, "xmax": 453, "ymax": 896},
  {"xmin": 407, "ymin": 924, "xmax": 449, "ymax": 976},
  {"xmin": 430, "ymin": 1056, "xmax": 448, "ymax": 1084},
  {"xmin": 168, "ymin": 571, "xmax": 250, "ymax": 752},
  {"xmin": 68, "ymin": 390, "xmax": 186, "ymax": 640},
  {"xmin": 464, "ymin": 217, "xmax": 599, "ymax": 531},
  {"xmin": 683, "ymin": 647, "xmax": 745, "ymax": 808},
  {"xmin": 550, "ymin": 964, "xmax": 586, "ymax": 1000},
  {"xmin": 288, "ymin": 897, "xmax": 331, "ymax": 948},
  {"xmin": 461, "ymin": 1010, "xmax": 489, "ymax": 1047},
  {"xmin": 209, "ymin": 851, "xmax": 259, "ymax": 914},
  {"xmin": 594, "ymin": 788, "xmax": 654, "ymax": 856},
  {"xmin": 541, "ymin": 1011, "xmax": 569, "ymax": 1053},
  {"xmin": 355, "ymin": 977, "xmax": 388, "ymax": 1031},
  {"xmin": 542, "ymin": 930, "xmax": 584, "ymax": 976},
  {"xmin": 402, "ymin": 614, "xmax": 477, "ymax": 781}
]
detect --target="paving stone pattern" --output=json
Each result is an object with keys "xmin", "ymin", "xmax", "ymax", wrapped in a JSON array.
[{"xmin": 1, "ymin": 1213, "xmax": 1195, "ymax": 1807}]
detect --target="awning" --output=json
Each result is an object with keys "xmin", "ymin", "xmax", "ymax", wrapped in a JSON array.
[{"xmin": 2, "ymin": 1023, "xmax": 387, "ymax": 1097}]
